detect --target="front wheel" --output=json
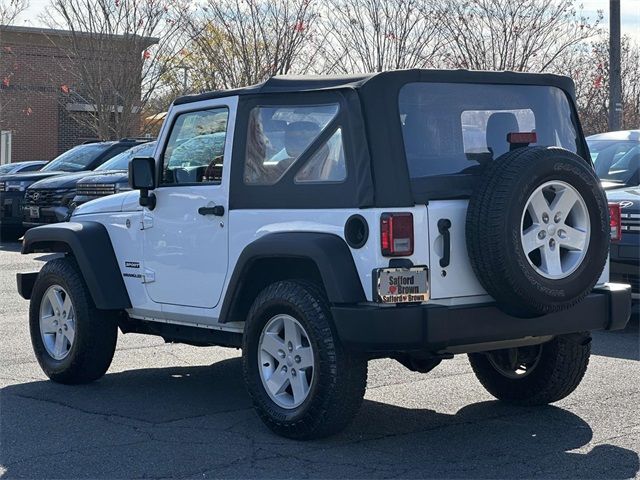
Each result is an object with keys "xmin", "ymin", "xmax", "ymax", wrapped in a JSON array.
[
  {"xmin": 468, "ymin": 334, "xmax": 591, "ymax": 405},
  {"xmin": 242, "ymin": 280, "xmax": 367, "ymax": 439},
  {"xmin": 30, "ymin": 257, "xmax": 118, "ymax": 384}
]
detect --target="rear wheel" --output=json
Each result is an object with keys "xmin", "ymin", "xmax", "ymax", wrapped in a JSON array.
[
  {"xmin": 242, "ymin": 280, "xmax": 367, "ymax": 439},
  {"xmin": 468, "ymin": 334, "xmax": 591, "ymax": 405},
  {"xmin": 30, "ymin": 257, "xmax": 118, "ymax": 384}
]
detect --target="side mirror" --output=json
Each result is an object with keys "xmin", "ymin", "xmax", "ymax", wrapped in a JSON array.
[{"xmin": 129, "ymin": 157, "xmax": 157, "ymax": 209}]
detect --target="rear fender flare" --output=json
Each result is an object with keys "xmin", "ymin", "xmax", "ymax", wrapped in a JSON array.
[{"xmin": 219, "ymin": 232, "xmax": 365, "ymax": 323}]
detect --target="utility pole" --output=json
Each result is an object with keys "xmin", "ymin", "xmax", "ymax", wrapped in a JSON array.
[{"xmin": 609, "ymin": 0, "xmax": 622, "ymax": 131}]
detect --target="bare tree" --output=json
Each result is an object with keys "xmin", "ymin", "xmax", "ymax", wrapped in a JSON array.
[
  {"xmin": 0, "ymin": 0, "xmax": 29, "ymax": 25},
  {"xmin": 439, "ymin": 0, "xmax": 602, "ymax": 72},
  {"xmin": 184, "ymin": 0, "xmax": 318, "ymax": 90},
  {"xmin": 559, "ymin": 36, "xmax": 640, "ymax": 135},
  {"xmin": 315, "ymin": 0, "xmax": 445, "ymax": 74},
  {"xmin": 41, "ymin": 0, "xmax": 188, "ymax": 139}
]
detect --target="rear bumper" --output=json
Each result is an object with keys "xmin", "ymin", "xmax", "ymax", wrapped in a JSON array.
[{"xmin": 332, "ymin": 284, "xmax": 632, "ymax": 353}]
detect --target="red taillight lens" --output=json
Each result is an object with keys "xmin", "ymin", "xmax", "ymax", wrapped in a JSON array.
[
  {"xmin": 507, "ymin": 132, "xmax": 537, "ymax": 145},
  {"xmin": 609, "ymin": 202, "xmax": 622, "ymax": 241},
  {"xmin": 380, "ymin": 213, "xmax": 414, "ymax": 256}
]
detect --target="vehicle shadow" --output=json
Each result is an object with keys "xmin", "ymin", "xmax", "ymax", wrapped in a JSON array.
[
  {"xmin": 591, "ymin": 321, "xmax": 640, "ymax": 361},
  {"xmin": 0, "ymin": 240, "xmax": 22, "ymax": 252},
  {"xmin": 1, "ymin": 358, "xmax": 638, "ymax": 479}
]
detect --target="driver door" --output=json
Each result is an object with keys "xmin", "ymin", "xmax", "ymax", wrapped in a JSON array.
[{"xmin": 142, "ymin": 99, "xmax": 236, "ymax": 308}]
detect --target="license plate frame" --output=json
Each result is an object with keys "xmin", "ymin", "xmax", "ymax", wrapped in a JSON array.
[
  {"xmin": 375, "ymin": 266, "xmax": 429, "ymax": 304},
  {"xmin": 29, "ymin": 206, "xmax": 40, "ymax": 219}
]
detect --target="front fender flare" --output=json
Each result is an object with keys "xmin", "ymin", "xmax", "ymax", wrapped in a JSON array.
[{"xmin": 21, "ymin": 222, "xmax": 131, "ymax": 310}]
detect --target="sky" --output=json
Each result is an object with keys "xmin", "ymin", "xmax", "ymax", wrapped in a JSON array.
[{"xmin": 14, "ymin": 0, "xmax": 640, "ymax": 41}]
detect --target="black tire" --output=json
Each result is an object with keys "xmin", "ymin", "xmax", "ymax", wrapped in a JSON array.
[
  {"xmin": 242, "ymin": 280, "xmax": 367, "ymax": 439},
  {"xmin": 29, "ymin": 257, "xmax": 118, "ymax": 384},
  {"xmin": 468, "ymin": 334, "xmax": 591, "ymax": 405},
  {"xmin": 466, "ymin": 147, "xmax": 609, "ymax": 317}
]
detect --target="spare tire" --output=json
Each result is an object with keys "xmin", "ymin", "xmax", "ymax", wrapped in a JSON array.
[{"xmin": 466, "ymin": 146, "xmax": 609, "ymax": 317}]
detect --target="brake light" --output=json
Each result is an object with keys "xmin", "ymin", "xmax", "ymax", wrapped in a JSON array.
[
  {"xmin": 507, "ymin": 132, "xmax": 537, "ymax": 145},
  {"xmin": 609, "ymin": 202, "xmax": 622, "ymax": 241},
  {"xmin": 380, "ymin": 213, "xmax": 414, "ymax": 256}
]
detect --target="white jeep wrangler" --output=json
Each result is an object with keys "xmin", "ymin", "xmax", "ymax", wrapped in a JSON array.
[{"xmin": 18, "ymin": 70, "xmax": 631, "ymax": 439}]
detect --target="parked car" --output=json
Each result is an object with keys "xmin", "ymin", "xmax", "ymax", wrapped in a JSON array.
[
  {"xmin": 21, "ymin": 139, "xmax": 152, "ymax": 228},
  {"xmin": 18, "ymin": 70, "xmax": 630, "ymax": 440},
  {"xmin": 0, "ymin": 161, "xmax": 47, "ymax": 175},
  {"xmin": 588, "ymin": 130, "xmax": 640, "ymax": 312},
  {"xmin": 72, "ymin": 141, "xmax": 157, "ymax": 208}
]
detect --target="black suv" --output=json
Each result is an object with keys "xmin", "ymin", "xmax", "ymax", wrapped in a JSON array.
[
  {"xmin": 72, "ymin": 141, "xmax": 157, "ymax": 208},
  {"xmin": 21, "ymin": 139, "xmax": 150, "ymax": 229},
  {"xmin": 589, "ymin": 130, "xmax": 640, "ymax": 313}
]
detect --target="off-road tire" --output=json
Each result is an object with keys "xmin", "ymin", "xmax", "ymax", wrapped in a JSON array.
[
  {"xmin": 468, "ymin": 334, "xmax": 591, "ymax": 405},
  {"xmin": 29, "ymin": 257, "xmax": 118, "ymax": 384},
  {"xmin": 242, "ymin": 280, "xmax": 367, "ymax": 439},
  {"xmin": 466, "ymin": 146, "xmax": 609, "ymax": 317}
]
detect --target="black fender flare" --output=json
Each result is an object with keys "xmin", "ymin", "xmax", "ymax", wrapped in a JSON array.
[
  {"xmin": 20, "ymin": 221, "xmax": 131, "ymax": 310},
  {"xmin": 219, "ymin": 232, "xmax": 366, "ymax": 322}
]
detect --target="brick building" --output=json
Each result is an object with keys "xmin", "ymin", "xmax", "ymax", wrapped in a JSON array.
[{"xmin": 0, "ymin": 25, "xmax": 156, "ymax": 163}]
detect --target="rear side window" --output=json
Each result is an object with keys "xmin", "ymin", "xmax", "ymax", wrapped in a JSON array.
[
  {"xmin": 399, "ymin": 83, "xmax": 578, "ymax": 178},
  {"xmin": 244, "ymin": 104, "xmax": 339, "ymax": 185}
]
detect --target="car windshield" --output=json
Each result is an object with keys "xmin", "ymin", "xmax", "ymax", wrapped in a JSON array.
[
  {"xmin": 97, "ymin": 141, "xmax": 156, "ymax": 171},
  {"xmin": 588, "ymin": 139, "xmax": 640, "ymax": 184},
  {"xmin": 0, "ymin": 164, "xmax": 17, "ymax": 174},
  {"xmin": 399, "ymin": 83, "xmax": 579, "ymax": 179},
  {"xmin": 41, "ymin": 143, "xmax": 111, "ymax": 172}
]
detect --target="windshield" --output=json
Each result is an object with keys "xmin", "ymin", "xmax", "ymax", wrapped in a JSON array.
[
  {"xmin": 399, "ymin": 83, "xmax": 579, "ymax": 179},
  {"xmin": 41, "ymin": 143, "xmax": 111, "ymax": 172},
  {"xmin": 97, "ymin": 142, "xmax": 156, "ymax": 171},
  {"xmin": 588, "ymin": 140, "xmax": 640, "ymax": 184},
  {"xmin": 0, "ymin": 164, "xmax": 17, "ymax": 174}
]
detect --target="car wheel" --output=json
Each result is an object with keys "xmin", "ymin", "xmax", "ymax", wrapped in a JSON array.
[
  {"xmin": 242, "ymin": 280, "xmax": 367, "ymax": 439},
  {"xmin": 30, "ymin": 257, "xmax": 118, "ymax": 384},
  {"xmin": 468, "ymin": 334, "xmax": 591, "ymax": 405}
]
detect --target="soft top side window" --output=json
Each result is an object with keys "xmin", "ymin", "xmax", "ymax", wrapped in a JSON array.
[{"xmin": 244, "ymin": 104, "xmax": 339, "ymax": 185}]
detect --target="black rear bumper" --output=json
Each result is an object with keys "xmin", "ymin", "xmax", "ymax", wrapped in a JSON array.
[{"xmin": 331, "ymin": 284, "xmax": 631, "ymax": 353}]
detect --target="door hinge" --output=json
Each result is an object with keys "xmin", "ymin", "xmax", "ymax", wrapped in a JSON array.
[
  {"xmin": 142, "ymin": 268, "xmax": 156, "ymax": 283},
  {"xmin": 141, "ymin": 213, "xmax": 153, "ymax": 230}
]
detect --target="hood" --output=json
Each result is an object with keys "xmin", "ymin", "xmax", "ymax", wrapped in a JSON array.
[
  {"xmin": 606, "ymin": 186, "xmax": 640, "ymax": 212},
  {"xmin": 77, "ymin": 170, "xmax": 128, "ymax": 186},
  {"xmin": 0, "ymin": 171, "xmax": 67, "ymax": 183},
  {"xmin": 28, "ymin": 171, "xmax": 99, "ymax": 189},
  {"xmin": 72, "ymin": 190, "xmax": 141, "ymax": 216}
]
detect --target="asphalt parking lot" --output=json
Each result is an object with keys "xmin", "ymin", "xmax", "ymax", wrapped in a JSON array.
[{"xmin": 0, "ymin": 242, "xmax": 638, "ymax": 479}]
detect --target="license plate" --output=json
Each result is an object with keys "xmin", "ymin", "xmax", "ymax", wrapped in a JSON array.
[
  {"xmin": 29, "ymin": 206, "xmax": 39, "ymax": 219},
  {"xmin": 375, "ymin": 267, "xmax": 429, "ymax": 304}
]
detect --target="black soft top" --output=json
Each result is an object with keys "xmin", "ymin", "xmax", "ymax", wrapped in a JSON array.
[
  {"xmin": 176, "ymin": 69, "xmax": 584, "ymax": 209},
  {"xmin": 174, "ymin": 69, "xmax": 576, "ymax": 106}
]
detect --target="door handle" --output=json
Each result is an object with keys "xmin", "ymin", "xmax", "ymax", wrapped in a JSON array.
[
  {"xmin": 198, "ymin": 205, "xmax": 225, "ymax": 216},
  {"xmin": 437, "ymin": 219, "xmax": 451, "ymax": 268}
]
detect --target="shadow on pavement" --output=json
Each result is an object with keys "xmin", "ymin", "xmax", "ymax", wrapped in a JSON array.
[
  {"xmin": 591, "ymin": 320, "xmax": 640, "ymax": 361},
  {"xmin": 1, "ymin": 358, "xmax": 638, "ymax": 478},
  {"xmin": 0, "ymin": 241, "xmax": 22, "ymax": 252}
]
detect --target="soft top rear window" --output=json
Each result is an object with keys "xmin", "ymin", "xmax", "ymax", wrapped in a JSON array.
[{"xmin": 399, "ymin": 83, "xmax": 579, "ymax": 179}]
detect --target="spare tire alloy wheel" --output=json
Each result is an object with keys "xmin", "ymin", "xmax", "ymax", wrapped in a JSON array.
[
  {"xmin": 258, "ymin": 314, "xmax": 314, "ymax": 409},
  {"xmin": 39, "ymin": 285, "xmax": 76, "ymax": 360},
  {"xmin": 521, "ymin": 181, "xmax": 590, "ymax": 280},
  {"xmin": 466, "ymin": 147, "xmax": 609, "ymax": 317}
]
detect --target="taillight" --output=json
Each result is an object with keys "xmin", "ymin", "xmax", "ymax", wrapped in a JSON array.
[
  {"xmin": 380, "ymin": 212, "xmax": 414, "ymax": 256},
  {"xmin": 609, "ymin": 202, "xmax": 622, "ymax": 241}
]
